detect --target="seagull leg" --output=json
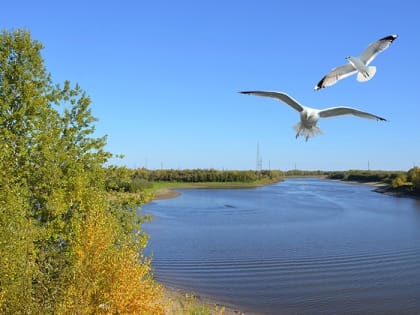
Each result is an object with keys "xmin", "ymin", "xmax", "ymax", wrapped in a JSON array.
[
  {"xmin": 295, "ymin": 131, "xmax": 300, "ymax": 139},
  {"xmin": 305, "ymin": 135, "xmax": 309, "ymax": 142}
]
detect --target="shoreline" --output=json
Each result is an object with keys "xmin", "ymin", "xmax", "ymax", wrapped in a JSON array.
[
  {"xmin": 162, "ymin": 285, "xmax": 245, "ymax": 315},
  {"xmin": 151, "ymin": 180, "xmax": 283, "ymax": 201},
  {"xmin": 153, "ymin": 188, "xmax": 181, "ymax": 200},
  {"xmin": 330, "ymin": 179, "xmax": 420, "ymax": 200},
  {"xmin": 151, "ymin": 178, "xmax": 417, "ymax": 202}
]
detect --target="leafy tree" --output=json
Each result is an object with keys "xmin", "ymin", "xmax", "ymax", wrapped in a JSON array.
[
  {"xmin": 407, "ymin": 167, "xmax": 420, "ymax": 193},
  {"xmin": 0, "ymin": 29, "xmax": 162, "ymax": 313},
  {"xmin": 391, "ymin": 173, "xmax": 407, "ymax": 188}
]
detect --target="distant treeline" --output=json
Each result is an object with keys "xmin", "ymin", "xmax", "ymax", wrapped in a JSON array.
[
  {"xmin": 327, "ymin": 168, "xmax": 420, "ymax": 195},
  {"xmin": 105, "ymin": 167, "xmax": 284, "ymax": 192},
  {"xmin": 326, "ymin": 170, "xmax": 402, "ymax": 183},
  {"xmin": 284, "ymin": 169, "xmax": 330, "ymax": 177},
  {"xmin": 135, "ymin": 168, "xmax": 283, "ymax": 183},
  {"xmin": 105, "ymin": 166, "xmax": 420, "ymax": 195}
]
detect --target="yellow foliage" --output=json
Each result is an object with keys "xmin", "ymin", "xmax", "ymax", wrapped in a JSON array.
[
  {"xmin": 1, "ymin": 29, "xmax": 164, "ymax": 314},
  {"xmin": 408, "ymin": 167, "xmax": 420, "ymax": 192},
  {"xmin": 58, "ymin": 194, "xmax": 163, "ymax": 314},
  {"xmin": 0, "ymin": 290, "xmax": 4, "ymax": 310},
  {"xmin": 391, "ymin": 174, "xmax": 407, "ymax": 188}
]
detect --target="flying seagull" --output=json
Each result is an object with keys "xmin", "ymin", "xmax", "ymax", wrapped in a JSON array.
[
  {"xmin": 240, "ymin": 90, "xmax": 386, "ymax": 141},
  {"xmin": 315, "ymin": 34, "xmax": 398, "ymax": 90}
]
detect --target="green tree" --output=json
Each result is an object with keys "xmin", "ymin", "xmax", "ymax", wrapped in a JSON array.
[
  {"xmin": 391, "ymin": 173, "xmax": 407, "ymax": 188},
  {"xmin": 0, "ymin": 29, "xmax": 162, "ymax": 314},
  {"xmin": 407, "ymin": 167, "xmax": 420, "ymax": 193},
  {"xmin": 1, "ymin": 28, "xmax": 51, "ymax": 313}
]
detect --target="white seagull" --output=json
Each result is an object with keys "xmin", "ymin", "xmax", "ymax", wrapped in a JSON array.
[
  {"xmin": 315, "ymin": 35, "xmax": 398, "ymax": 90},
  {"xmin": 240, "ymin": 90, "xmax": 386, "ymax": 141}
]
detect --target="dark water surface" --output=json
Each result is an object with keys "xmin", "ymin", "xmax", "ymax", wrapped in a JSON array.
[{"xmin": 142, "ymin": 179, "xmax": 420, "ymax": 314}]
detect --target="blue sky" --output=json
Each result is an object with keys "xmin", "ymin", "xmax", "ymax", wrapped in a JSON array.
[{"xmin": 2, "ymin": 0, "xmax": 419, "ymax": 170}]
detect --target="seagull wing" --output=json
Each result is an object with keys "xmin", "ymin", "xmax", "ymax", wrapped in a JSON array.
[
  {"xmin": 239, "ymin": 91, "xmax": 304, "ymax": 112},
  {"xmin": 318, "ymin": 106, "xmax": 387, "ymax": 121},
  {"xmin": 360, "ymin": 35, "xmax": 398, "ymax": 65},
  {"xmin": 314, "ymin": 64, "xmax": 356, "ymax": 90}
]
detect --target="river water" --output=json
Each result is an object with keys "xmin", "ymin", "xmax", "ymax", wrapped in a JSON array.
[{"xmin": 142, "ymin": 178, "xmax": 420, "ymax": 314}]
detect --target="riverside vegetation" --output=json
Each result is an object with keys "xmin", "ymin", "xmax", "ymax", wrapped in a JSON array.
[
  {"xmin": 327, "ymin": 168, "xmax": 420, "ymax": 196},
  {"xmin": 0, "ymin": 29, "xmax": 163, "ymax": 314},
  {"xmin": 105, "ymin": 167, "xmax": 284, "ymax": 194},
  {"xmin": 104, "ymin": 167, "xmax": 420, "ymax": 199}
]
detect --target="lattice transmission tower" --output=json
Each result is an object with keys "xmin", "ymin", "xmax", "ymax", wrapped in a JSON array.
[{"xmin": 256, "ymin": 142, "xmax": 262, "ymax": 173}]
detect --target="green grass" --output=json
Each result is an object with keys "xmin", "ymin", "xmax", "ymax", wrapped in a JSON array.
[
  {"xmin": 149, "ymin": 178, "xmax": 282, "ymax": 190},
  {"xmin": 141, "ymin": 178, "xmax": 283, "ymax": 201}
]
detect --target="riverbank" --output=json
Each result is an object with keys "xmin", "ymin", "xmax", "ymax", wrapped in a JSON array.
[
  {"xmin": 153, "ymin": 188, "xmax": 181, "ymax": 200},
  {"xmin": 152, "ymin": 177, "xmax": 420, "ymax": 202},
  {"xmin": 331, "ymin": 179, "xmax": 420, "ymax": 199},
  {"xmin": 162, "ymin": 286, "xmax": 244, "ymax": 315},
  {"xmin": 151, "ymin": 179, "xmax": 283, "ymax": 201}
]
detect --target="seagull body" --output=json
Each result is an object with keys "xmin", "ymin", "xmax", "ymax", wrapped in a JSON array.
[
  {"xmin": 315, "ymin": 35, "xmax": 397, "ymax": 90},
  {"xmin": 240, "ymin": 91, "xmax": 386, "ymax": 141}
]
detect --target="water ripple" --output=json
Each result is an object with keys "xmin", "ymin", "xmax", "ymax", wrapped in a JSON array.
[{"xmin": 144, "ymin": 179, "xmax": 420, "ymax": 314}]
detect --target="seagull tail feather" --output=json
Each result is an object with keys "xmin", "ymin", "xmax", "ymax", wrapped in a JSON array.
[
  {"xmin": 293, "ymin": 123, "xmax": 323, "ymax": 141},
  {"xmin": 357, "ymin": 66, "xmax": 376, "ymax": 82}
]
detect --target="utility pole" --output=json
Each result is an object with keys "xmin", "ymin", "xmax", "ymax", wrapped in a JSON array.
[{"xmin": 256, "ymin": 142, "xmax": 262, "ymax": 176}]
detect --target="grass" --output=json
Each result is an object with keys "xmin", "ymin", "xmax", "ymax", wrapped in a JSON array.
[
  {"xmin": 162, "ymin": 288, "xmax": 233, "ymax": 315},
  {"xmin": 150, "ymin": 178, "xmax": 282, "ymax": 190},
  {"xmin": 144, "ymin": 178, "xmax": 283, "ymax": 201}
]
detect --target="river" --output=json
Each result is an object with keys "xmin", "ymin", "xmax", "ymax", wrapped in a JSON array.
[{"xmin": 142, "ymin": 178, "xmax": 420, "ymax": 314}]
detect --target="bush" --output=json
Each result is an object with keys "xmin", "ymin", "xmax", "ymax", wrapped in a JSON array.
[
  {"xmin": 130, "ymin": 177, "xmax": 153, "ymax": 192},
  {"xmin": 408, "ymin": 167, "xmax": 420, "ymax": 193},
  {"xmin": 391, "ymin": 174, "xmax": 407, "ymax": 188}
]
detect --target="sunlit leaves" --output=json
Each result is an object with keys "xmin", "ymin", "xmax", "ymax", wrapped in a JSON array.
[
  {"xmin": 407, "ymin": 167, "xmax": 420, "ymax": 193},
  {"xmin": 1, "ymin": 29, "xmax": 163, "ymax": 313}
]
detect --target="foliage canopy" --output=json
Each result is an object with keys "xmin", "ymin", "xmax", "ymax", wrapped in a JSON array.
[{"xmin": 0, "ymin": 29, "xmax": 163, "ymax": 314}]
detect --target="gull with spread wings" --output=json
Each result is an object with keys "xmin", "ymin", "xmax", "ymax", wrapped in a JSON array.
[
  {"xmin": 240, "ymin": 91, "xmax": 386, "ymax": 141},
  {"xmin": 315, "ymin": 35, "xmax": 397, "ymax": 90}
]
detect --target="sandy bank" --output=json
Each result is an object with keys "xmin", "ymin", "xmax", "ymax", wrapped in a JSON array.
[
  {"xmin": 162, "ymin": 285, "xmax": 245, "ymax": 315},
  {"xmin": 153, "ymin": 188, "xmax": 181, "ymax": 200}
]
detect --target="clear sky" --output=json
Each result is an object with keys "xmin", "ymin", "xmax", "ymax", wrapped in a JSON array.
[{"xmin": 1, "ymin": 0, "xmax": 419, "ymax": 171}]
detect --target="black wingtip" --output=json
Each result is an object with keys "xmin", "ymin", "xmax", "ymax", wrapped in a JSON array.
[
  {"xmin": 314, "ymin": 76, "xmax": 326, "ymax": 91},
  {"xmin": 239, "ymin": 91, "xmax": 252, "ymax": 95},
  {"xmin": 379, "ymin": 34, "xmax": 398, "ymax": 43}
]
